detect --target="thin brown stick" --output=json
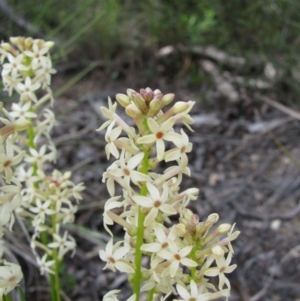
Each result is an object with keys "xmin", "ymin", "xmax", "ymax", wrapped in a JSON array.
[{"xmin": 256, "ymin": 94, "xmax": 300, "ymax": 120}]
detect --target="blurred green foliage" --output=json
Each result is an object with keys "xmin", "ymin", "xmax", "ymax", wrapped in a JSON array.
[{"xmin": 1, "ymin": 0, "xmax": 300, "ymax": 99}]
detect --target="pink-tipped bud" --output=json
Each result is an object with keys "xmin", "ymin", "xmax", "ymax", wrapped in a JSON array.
[
  {"xmin": 130, "ymin": 91, "xmax": 147, "ymax": 113},
  {"xmin": 116, "ymin": 93, "xmax": 131, "ymax": 107},
  {"xmin": 126, "ymin": 88, "xmax": 136, "ymax": 99},
  {"xmin": 191, "ymin": 214, "xmax": 199, "ymax": 225},
  {"xmin": 140, "ymin": 87, "xmax": 154, "ymax": 103},
  {"xmin": 162, "ymin": 93, "xmax": 175, "ymax": 106}
]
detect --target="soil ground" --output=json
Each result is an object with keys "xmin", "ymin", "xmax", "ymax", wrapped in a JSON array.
[{"xmin": 14, "ymin": 63, "xmax": 300, "ymax": 301}]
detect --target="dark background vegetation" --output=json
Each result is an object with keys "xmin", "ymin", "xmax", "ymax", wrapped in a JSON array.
[
  {"xmin": 1, "ymin": 0, "xmax": 300, "ymax": 101},
  {"xmin": 1, "ymin": 1, "xmax": 300, "ymax": 301}
]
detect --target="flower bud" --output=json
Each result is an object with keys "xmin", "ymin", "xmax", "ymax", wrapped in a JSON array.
[
  {"xmin": 1, "ymin": 43, "xmax": 11, "ymax": 51},
  {"xmin": 125, "ymin": 103, "xmax": 140, "ymax": 118},
  {"xmin": 127, "ymin": 88, "xmax": 135, "ymax": 99},
  {"xmin": 130, "ymin": 91, "xmax": 147, "ymax": 113},
  {"xmin": 191, "ymin": 214, "xmax": 199, "ymax": 225},
  {"xmin": 140, "ymin": 87, "xmax": 154, "ymax": 103},
  {"xmin": 49, "ymin": 183, "xmax": 56, "ymax": 190},
  {"xmin": 63, "ymin": 171, "xmax": 72, "ymax": 180},
  {"xmin": 10, "ymin": 37, "xmax": 19, "ymax": 46},
  {"xmin": 183, "ymin": 208, "xmax": 193, "ymax": 220},
  {"xmin": 116, "ymin": 93, "xmax": 131, "ymax": 108},
  {"xmin": 147, "ymin": 96, "xmax": 162, "ymax": 117},
  {"xmin": 184, "ymin": 188, "xmax": 199, "ymax": 201},
  {"xmin": 175, "ymin": 223, "xmax": 186, "ymax": 236},
  {"xmin": 0, "ymin": 124, "xmax": 13, "ymax": 139},
  {"xmin": 162, "ymin": 93, "xmax": 175, "ymax": 106},
  {"xmin": 37, "ymin": 170, "xmax": 46, "ymax": 180},
  {"xmin": 206, "ymin": 213, "xmax": 219, "ymax": 225},
  {"xmin": 217, "ymin": 223, "xmax": 231, "ymax": 234},
  {"xmin": 45, "ymin": 41, "xmax": 55, "ymax": 49},
  {"xmin": 212, "ymin": 245, "xmax": 224, "ymax": 257},
  {"xmin": 14, "ymin": 119, "xmax": 32, "ymax": 131},
  {"xmin": 172, "ymin": 102, "xmax": 189, "ymax": 114},
  {"xmin": 25, "ymin": 37, "xmax": 33, "ymax": 49}
]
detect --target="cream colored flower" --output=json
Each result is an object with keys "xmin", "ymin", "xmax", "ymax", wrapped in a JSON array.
[
  {"xmin": 1, "ymin": 53, "xmax": 27, "ymax": 78},
  {"xmin": 103, "ymin": 290, "xmax": 120, "ymax": 301},
  {"xmin": 132, "ymin": 182, "xmax": 176, "ymax": 226},
  {"xmin": 165, "ymin": 129, "xmax": 192, "ymax": 162},
  {"xmin": 158, "ymin": 240, "xmax": 197, "ymax": 278},
  {"xmin": 0, "ymin": 261, "xmax": 23, "ymax": 297},
  {"xmin": 48, "ymin": 231, "xmax": 76, "ymax": 259},
  {"xmin": 10, "ymin": 102, "xmax": 37, "ymax": 119},
  {"xmin": 99, "ymin": 239, "xmax": 134, "ymax": 273},
  {"xmin": 204, "ymin": 251, "xmax": 237, "ymax": 290},
  {"xmin": 137, "ymin": 117, "xmax": 182, "ymax": 161},
  {"xmin": 174, "ymin": 280, "xmax": 229, "ymax": 301},
  {"xmin": 36, "ymin": 254, "xmax": 55, "ymax": 275},
  {"xmin": 106, "ymin": 150, "xmax": 151, "ymax": 191},
  {"xmin": 0, "ymin": 139, "xmax": 24, "ymax": 184},
  {"xmin": 17, "ymin": 77, "xmax": 40, "ymax": 102},
  {"xmin": 105, "ymin": 120, "xmax": 123, "ymax": 159}
]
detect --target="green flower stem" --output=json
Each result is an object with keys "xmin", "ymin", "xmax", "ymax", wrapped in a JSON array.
[
  {"xmin": 190, "ymin": 239, "xmax": 202, "ymax": 281},
  {"xmin": 133, "ymin": 148, "xmax": 149, "ymax": 301},
  {"xmin": 17, "ymin": 286, "xmax": 26, "ymax": 301},
  {"xmin": 51, "ymin": 207, "xmax": 61, "ymax": 301},
  {"xmin": 4, "ymin": 293, "xmax": 12, "ymax": 301},
  {"xmin": 147, "ymin": 288, "xmax": 155, "ymax": 301},
  {"xmin": 27, "ymin": 117, "xmax": 60, "ymax": 301},
  {"xmin": 40, "ymin": 232, "xmax": 57, "ymax": 301},
  {"xmin": 26, "ymin": 123, "xmax": 38, "ymax": 178}
]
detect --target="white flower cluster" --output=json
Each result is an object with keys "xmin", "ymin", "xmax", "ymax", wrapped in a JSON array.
[
  {"xmin": 0, "ymin": 107, "xmax": 27, "ymax": 298},
  {"xmin": 99, "ymin": 88, "xmax": 240, "ymax": 301},
  {"xmin": 0, "ymin": 37, "xmax": 84, "ymax": 279}
]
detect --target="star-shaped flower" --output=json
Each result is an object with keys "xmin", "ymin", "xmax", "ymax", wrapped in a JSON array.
[
  {"xmin": 174, "ymin": 280, "xmax": 229, "ymax": 301},
  {"xmin": 165, "ymin": 128, "xmax": 192, "ymax": 162},
  {"xmin": 204, "ymin": 251, "xmax": 237, "ymax": 290},
  {"xmin": 106, "ymin": 150, "xmax": 151, "ymax": 193},
  {"xmin": 17, "ymin": 77, "xmax": 41, "ymax": 102},
  {"xmin": 132, "ymin": 182, "xmax": 176, "ymax": 226},
  {"xmin": 137, "ymin": 117, "xmax": 183, "ymax": 161},
  {"xmin": 158, "ymin": 240, "xmax": 197, "ymax": 278},
  {"xmin": 1, "ymin": 53, "xmax": 27, "ymax": 78},
  {"xmin": 99, "ymin": 239, "xmax": 134, "ymax": 273},
  {"xmin": 105, "ymin": 120, "xmax": 123, "ymax": 159},
  {"xmin": 10, "ymin": 102, "xmax": 37, "ymax": 119}
]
